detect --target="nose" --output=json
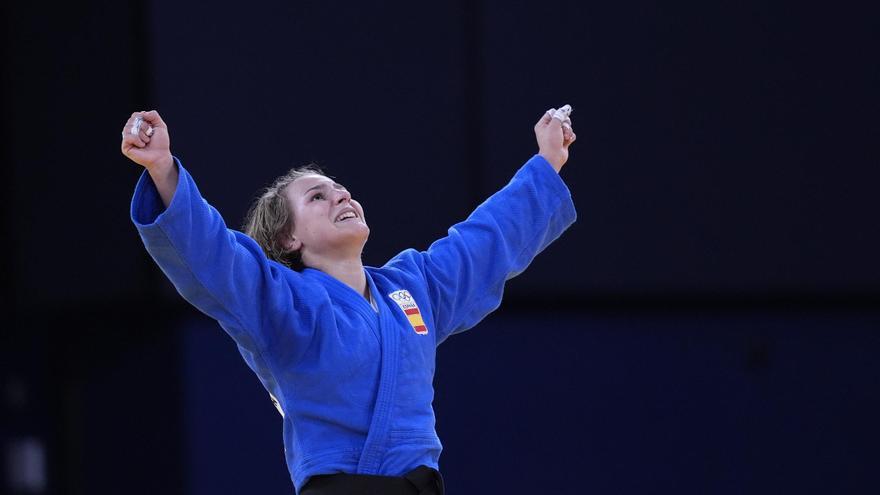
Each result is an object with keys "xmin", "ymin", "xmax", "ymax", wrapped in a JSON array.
[{"xmin": 335, "ymin": 189, "xmax": 352, "ymax": 204}]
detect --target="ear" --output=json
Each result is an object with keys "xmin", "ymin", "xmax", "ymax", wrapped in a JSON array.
[{"xmin": 280, "ymin": 234, "xmax": 302, "ymax": 253}]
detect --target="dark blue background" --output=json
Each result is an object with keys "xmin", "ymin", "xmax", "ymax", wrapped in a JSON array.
[{"xmin": 3, "ymin": 0, "xmax": 878, "ymax": 493}]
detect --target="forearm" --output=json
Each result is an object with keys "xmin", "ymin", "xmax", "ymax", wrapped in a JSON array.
[{"xmin": 147, "ymin": 155, "xmax": 179, "ymax": 209}]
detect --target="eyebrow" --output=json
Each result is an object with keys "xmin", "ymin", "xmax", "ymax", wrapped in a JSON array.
[{"xmin": 305, "ymin": 182, "xmax": 345, "ymax": 194}]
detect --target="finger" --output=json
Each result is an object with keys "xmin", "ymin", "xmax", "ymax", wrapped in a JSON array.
[
  {"xmin": 121, "ymin": 141, "xmax": 143, "ymax": 159},
  {"xmin": 122, "ymin": 123, "xmax": 146, "ymax": 148},
  {"xmin": 562, "ymin": 123, "xmax": 573, "ymax": 142},
  {"xmin": 536, "ymin": 108, "xmax": 555, "ymax": 128},
  {"xmin": 551, "ymin": 105, "xmax": 571, "ymax": 122},
  {"xmin": 546, "ymin": 111, "xmax": 562, "ymax": 130},
  {"xmin": 138, "ymin": 124, "xmax": 152, "ymax": 143},
  {"xmin": 140, "ymin": 110, "xmax": 166, "ymax": 130},
  {"xmin": 123, "ymin": 145, "xmax": 148, "ymax": 163},
  {"xmin": 125, "ymin": 112, "xmax": 145, "ymax": 135},
  {"xmin": 126, "ymin": 134, "xmax": 146, "ymax": 148}
]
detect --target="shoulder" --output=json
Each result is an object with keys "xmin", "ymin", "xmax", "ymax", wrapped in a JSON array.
[{"xmin": 369, "ymin": 248, "xmax": 428, "ymax": 285}]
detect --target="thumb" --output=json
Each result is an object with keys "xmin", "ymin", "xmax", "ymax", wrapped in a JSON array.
[{"xmin": 141, "ymin": 110, "xmax": 168, "ymax": 131}]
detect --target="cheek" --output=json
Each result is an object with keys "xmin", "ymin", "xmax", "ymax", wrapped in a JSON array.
[
  {"xmin": 291, "ymin": 205, "xmax": 322, "ymax": 237},
  {"xmin": 352, "ymin": 201, "xmax": 366, "ymax": 220}
]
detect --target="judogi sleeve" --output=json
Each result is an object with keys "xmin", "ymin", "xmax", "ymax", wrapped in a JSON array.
[
  {"xmin": 130, "ymin": 158, "xmax": 313, "ymax": 359},
  {"xmin": 419, "ymin": 154, "xmax": 577, "ymax": 344}
]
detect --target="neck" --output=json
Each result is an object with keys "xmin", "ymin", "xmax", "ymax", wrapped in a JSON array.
[{"xmin": 305, "ymin": 254, "xmax": 368, "ymax": 299}]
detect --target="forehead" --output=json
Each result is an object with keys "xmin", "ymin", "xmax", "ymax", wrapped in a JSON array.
[{"xmin": 286, "ymin": 174, "xmax": 343, "ymax": 198}]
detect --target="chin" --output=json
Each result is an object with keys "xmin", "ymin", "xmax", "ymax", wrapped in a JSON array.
[
  {"xmin": 338, "ymin": 223, "xmax": 370, "ymax": 244},
  {"xmin": 356, "ymin": 224, "xmax": 370, "ymax": 242}
]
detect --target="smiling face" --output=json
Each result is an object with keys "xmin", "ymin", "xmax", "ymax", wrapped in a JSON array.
[{"xmin": 281, "ymin": 173, "xmax": 369, "ymax": 264}]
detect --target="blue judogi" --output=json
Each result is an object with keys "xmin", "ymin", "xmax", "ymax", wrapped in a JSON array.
[{"xmin": 131, "ymin": 154, "xmax": 576, "ymax": 493}]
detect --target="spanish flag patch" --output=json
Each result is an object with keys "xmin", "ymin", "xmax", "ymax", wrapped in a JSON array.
[{"xmin": 388, "ymin": 289, "xmax": 429, "ymax": 335}]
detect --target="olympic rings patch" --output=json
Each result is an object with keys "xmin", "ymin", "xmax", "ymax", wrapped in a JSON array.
[{"xmin": 388, "ymin": 289, "xmax": 429, "ymax": 335}]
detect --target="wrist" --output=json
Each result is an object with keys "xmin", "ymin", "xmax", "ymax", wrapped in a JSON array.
[
  {"xmin": 538, "ymin": 151, "xmax": 565, "ymax": 173},
  {"xmin": 147, "ymin": 154, "xmax": 176, "ymax": 181},
  {"xmin": 147, "ymin": 153, "xmax": 174, "ymax": 173}
]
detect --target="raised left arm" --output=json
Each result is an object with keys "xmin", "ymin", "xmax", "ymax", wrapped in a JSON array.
[{"xmin": 409, "ymin": 106, "xmax": 580, "ymax": 343}]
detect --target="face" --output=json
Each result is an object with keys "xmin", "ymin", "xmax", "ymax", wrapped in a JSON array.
[{"xmin": 282, "ymin": 174, "xmax": 369, "ymax": 259}]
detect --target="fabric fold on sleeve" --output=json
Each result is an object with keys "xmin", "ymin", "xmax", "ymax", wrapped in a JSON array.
[{"xmin": 413, "ymin": 153, "xmax": 577, "ymax": 344}]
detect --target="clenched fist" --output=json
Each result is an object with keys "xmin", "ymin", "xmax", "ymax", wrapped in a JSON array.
[
  {"xmin": 121, "ymin": 110, "xmax": 178, "ymax": 208},
  {"xmin": 534, "ymin": 105, "xmax": 577, "ymax": 173},
  {"xmin": 121, "ymin": 110, "xmax": 173, "ymax": 172}
]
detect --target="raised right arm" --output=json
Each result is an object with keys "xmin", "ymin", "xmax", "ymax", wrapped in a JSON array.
[{"xmin": 122, "ymin": 111, "xmax": 314, "ymax": 360}]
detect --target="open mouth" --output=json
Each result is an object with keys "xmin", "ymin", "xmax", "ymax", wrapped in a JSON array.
[{"xmin": 334, "ymin": 211, "xmax": 359, "ymax": 223}]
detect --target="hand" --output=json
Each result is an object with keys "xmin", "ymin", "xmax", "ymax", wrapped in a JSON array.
[
  {"xmin": 534, "ymin": 107, "xmax": 577, "ymax": 173},
  {"xmin": 120, "ymin": 110, "xmax": 173, "ymax": 172}
]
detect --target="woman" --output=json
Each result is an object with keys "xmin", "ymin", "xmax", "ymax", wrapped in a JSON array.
[{"xmin": 121, "ymin": 106, "xmax": 577, "ymax": 494}]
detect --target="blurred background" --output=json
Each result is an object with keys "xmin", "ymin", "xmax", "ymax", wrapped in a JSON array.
[{"xmin": 3, "ymin": 0, "xmax": 879, "ymax": 493}]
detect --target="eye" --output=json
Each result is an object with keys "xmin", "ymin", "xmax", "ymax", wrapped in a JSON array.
[{"xmin": 310, "ymin": 193, "xmax": 324, "ymax": 201}]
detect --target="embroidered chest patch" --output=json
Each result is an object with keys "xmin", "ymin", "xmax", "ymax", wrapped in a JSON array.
[{"xmin": 388, "ymin": 289, "xmax": 429, "ymax": 335}]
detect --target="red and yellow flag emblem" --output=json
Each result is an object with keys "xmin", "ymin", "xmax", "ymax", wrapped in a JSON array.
[{"xmin": 389, "ymin": 289, "xmax": 428, "ymax": 335}]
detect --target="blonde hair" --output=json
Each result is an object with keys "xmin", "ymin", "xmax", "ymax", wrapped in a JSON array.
[{"xmin": 243, "ymin": 165, "xmax": 325, "ymax": 270}]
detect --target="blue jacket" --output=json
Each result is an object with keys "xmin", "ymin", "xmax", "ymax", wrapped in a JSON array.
[{"xmin": 131, "ymin": 154, "xmax": 576, "ymax": 493}]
